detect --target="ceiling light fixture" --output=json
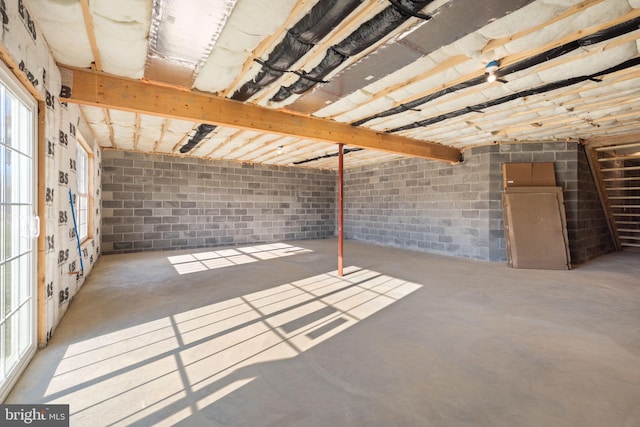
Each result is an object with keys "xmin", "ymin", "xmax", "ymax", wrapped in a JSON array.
[
  {"xmin": 277, "ymin": 145, "xmax": 284, "ymax": 155},
  {"xmin": 485, "ymin": 60, "xmax": 500, "ymax": 83}
]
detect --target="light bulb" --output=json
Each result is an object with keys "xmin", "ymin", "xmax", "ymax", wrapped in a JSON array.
[{"xmin": 485, "ymin": 60, "xmax": 500, "ymax": 83}]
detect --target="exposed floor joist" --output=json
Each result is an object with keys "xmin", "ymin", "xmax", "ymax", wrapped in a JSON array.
[{"xmin": 59, "ymin": 66, "xmax": 462, "ymax": 164}]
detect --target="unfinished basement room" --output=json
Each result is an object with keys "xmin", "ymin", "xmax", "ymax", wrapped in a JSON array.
[{"xmin": 1, "ymin": 0, "xmax": 639, "ymax": 426}]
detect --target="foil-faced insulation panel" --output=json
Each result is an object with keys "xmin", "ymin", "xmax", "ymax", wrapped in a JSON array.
[
  {"xmin": 194, "ymin": 0, "xmax": 300, "ymax": 93},
  {"xmin": 146, "ymin": 0, "xmax": 237, "ymax": 86}
]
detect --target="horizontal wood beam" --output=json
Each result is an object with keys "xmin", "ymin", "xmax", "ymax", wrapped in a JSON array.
[
  {"xmin": 59, "ymin": 66, "xmax": 461, "ymax": 164},
  {"xmin": 588, "ymin": 132, "xmax": 640, "ymax": 148}
]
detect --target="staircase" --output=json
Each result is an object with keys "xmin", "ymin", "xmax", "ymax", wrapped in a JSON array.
[{"xmin": 587, "ymin": 142, "xmax": 640, "ymax": 250}]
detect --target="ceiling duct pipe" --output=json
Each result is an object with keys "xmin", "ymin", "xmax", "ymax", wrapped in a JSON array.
[
  {"xmin": 388, "ymin": 56, "xmax": 640, "ymax": 133},
  {"xmin": 231, "ymin": 0, "xmax": 362, "ymax": 102},
  {"xmin": 145, "ymin": 0, "xmax": 238, "ymax": 86},
  {"xmin": 293, "ymin": 147, "xmax": 363, "ymax": 165},
  {"xmin": 288, "ymin": 0, "xmax": 536, "ymax": 115},
  {"xmin": 353, "ymin": 16, "xmax": 640, "ymax": 126},
  {"xmin": 270, "ymin": 0, "xmax": 434, "ymax": 103},
  {"xmin": 179, "ymin": 124, "xmax": 217, "ymax": 153}
]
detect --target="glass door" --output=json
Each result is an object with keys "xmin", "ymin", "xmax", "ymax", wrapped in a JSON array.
[{"xmin": 0, "ymin": 60, "xmax": 37, "ymax": 401}]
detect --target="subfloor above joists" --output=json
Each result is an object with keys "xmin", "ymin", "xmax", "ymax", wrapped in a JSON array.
[{"xmin": 59, "ymin": 66, "xmax": 462, "ymax": 164}]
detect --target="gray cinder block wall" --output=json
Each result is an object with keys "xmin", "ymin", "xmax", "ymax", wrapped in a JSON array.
[
  {"xmin": 101, "ymin": 151, "xmax": 335, "ymax": 254},
  {"xmin": 344, "ymin": 142, "xmax": 615, "ymax": 264},
  {"xmin": 344, "ymin": 146, "xmax": 496, "ymax": 260}
]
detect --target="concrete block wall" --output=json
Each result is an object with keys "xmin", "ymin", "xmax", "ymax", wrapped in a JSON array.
[
  {"xmin": 344, "ymin": 142, "xmax": 614, "ymax": 263},
  {"xmin": 487, "ymin": 142, "xmax": 581, "ymax": 261},
  {"xmin": 486, "ymin": 141, "xmax": 613, "ymax": 263},
  {"xmin": 344, "ymin": 146, "xmax": 494, "ymax": 260},
  {"xmin": 101, "ymin": 151, "xmax": 335, "ymax": 254}
]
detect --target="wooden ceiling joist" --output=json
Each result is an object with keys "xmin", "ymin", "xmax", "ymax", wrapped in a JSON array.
[
  {"xmin": 59, "ymin": 66, "xmax": 461, "ymax": 163},
  {"xmin": 80, "ymin": 0, "xmax": 103, "ymax": 71}
]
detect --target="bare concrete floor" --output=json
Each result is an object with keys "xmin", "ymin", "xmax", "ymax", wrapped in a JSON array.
[{"xmin": 7, "ymin": 239, "xmax": 640, "ymax": 426}]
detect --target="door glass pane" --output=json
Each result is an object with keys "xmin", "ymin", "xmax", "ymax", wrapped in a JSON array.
[
  {"xmin": 0, "ymin": 263, "xmax": 4, "ymax": 322},
  {"xmin": 18, "ymin": 104, "xmax": 31, "ymax": 156},
  {"xmin": 19, "ymin": 153, "xmax": 31, "ymax": 204},
  {"xmin": 0, "ymin": 204, "xmax": 3, "ymax": 261},
  {"xmin": 3, "ymin": 316, "xmax": 17, "ymax": 377},
  {"xmin": 18, "ymin": 255, "xmax": 30, "ymax": 305},
  {"xmin": 2, "ymin": 206, "xmax": 9, "ymax": 261},
  {"xmin": 0, "ymin": 145, "xmax": 4, "ymax": 204},
  {"xmin": 19, "ymin": 205, "xmax": 31, "ymax": 256},
  {"xmin": 2, "ymin": 147, "xmax": 10, "ymax": 206},
  {"xmin": 4, "ymin": 258, "xmax": 15, "ymax": 317},
  {"xmin": 18, "ymin": 303, "xmax": 30, "ymax": 357},
  {"xmin": 6, "ymin": 205, "xmax": 19, "ymax": 260},
  {"xmin": 3, "ymin": 91, "xmax": 12, "ymax": 148}
]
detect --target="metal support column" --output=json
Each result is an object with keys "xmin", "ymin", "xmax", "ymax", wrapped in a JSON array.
[{"xmin": 338, "ymin": 143, "xmax": 344, "ymax": 277}]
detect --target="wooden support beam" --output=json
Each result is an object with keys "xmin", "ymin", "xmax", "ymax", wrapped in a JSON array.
[
  {"xmin": 591, "ymin": 136, "xmax": 640, "ymax": 149},
  {"xmin": 80, "ymin": 0, "xmax": 103, "ymax": 71},
  {"xmin": 154, "ymin": 119, "xmax": 169, "ymax": 152},
  {"xmin": 103, "ymin": 108, "xmax": 115, "ymax": 148},
  {"xmin": 59, "ymin": 66, "xmax": 461, "ymax": 164},
  {"xmin": 133, "ymin": 113, "xmax": 141, "ymax": 151}
]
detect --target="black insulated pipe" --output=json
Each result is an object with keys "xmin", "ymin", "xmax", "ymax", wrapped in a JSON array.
[
  {"xmin": 179, "ymin": 124, "xmax": 217, "ymax": 153},
  {"xmin": 293, "ymin": 147, "xmax": 363, "ymax": 165},
  {"xmin": 352, "ymin": 16, "xmax": 640, "ymax": 127},
  {"xmin": 231, "ymin": 0, "xmax": 362, "ymax": 102},
  {"xmin": 387, "ymin": 56, "xmax": 640, "ymax": 133},
  {"xmin": 271, "ymin": 0, "xmax": 434, "ymax": 103}
]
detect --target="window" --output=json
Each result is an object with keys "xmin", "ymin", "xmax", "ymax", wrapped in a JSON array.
[
  {"xmin": 76, "ymin": 142, "xmax": 89, "ymax": 242},
  {"xmin": 0, "ymin": 59, "xmax": 37, "ymax": 401}
]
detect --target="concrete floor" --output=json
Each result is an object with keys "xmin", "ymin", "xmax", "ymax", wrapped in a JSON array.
[{"xmin": 7, "ymin": 239, "xmax": 640, "ymax": 426}]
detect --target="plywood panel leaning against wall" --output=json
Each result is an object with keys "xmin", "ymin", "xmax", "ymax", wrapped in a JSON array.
[
  {"xmin": 503, "ymin": 186, "xmax": 571, "ymax": 270},
  {"xmin": 0, "ymin": 0, "xmax": 102, "ymax": 346}
]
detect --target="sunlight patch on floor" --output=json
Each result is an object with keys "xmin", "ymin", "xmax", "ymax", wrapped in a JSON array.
[
  {"xmin": 44, "ymin": 266, "xmax": 421, "ymax": 426},
  {"xmin": 167, "ymin": 243, "xmax": 313, "ymax": 275}
]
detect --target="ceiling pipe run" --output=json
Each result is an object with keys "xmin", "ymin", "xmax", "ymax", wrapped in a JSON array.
[
  {"xmin": 353, "ymin": 16, "xmax": 640, "ymax": 127},
  {"xmin": 287, "ymin": 0, "xmax": 536, "ymax": 114},
  {"xmin": 293, "ymin": 147, "xmax": 363, "ymax": 165},
  {"xmin": 388, "ymin": 56, "xmax": 640, "ymax": 133},
  {"xmin": 180, "ymin": 124, "xmax": 217, "ymax": 153},
  {"xmin": 231, "ymin": 0, "xmax": 362, "ymax": 102},
  {"xmin": 270, "ymin": 0, "xmax": 435, "ymax": 103}
]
